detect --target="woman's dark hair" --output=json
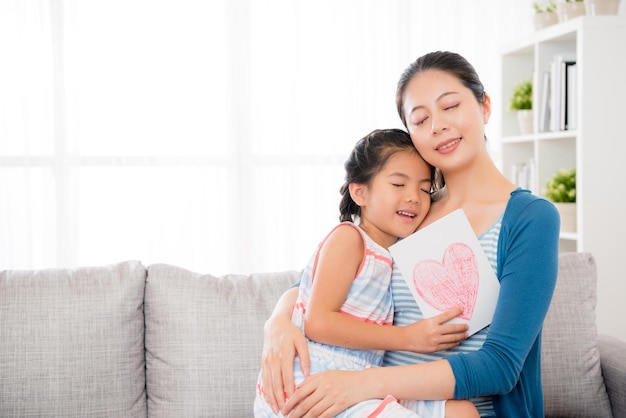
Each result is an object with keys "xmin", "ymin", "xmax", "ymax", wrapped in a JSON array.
[
  {"xmin": 338, "ymin": 128, "xmax": 434, "ymax": 223},
  {"xmin": 394, "ymin": 51, "xmax": 486, "ymax": 192},
  {"xmin": 396, "ymin": 51, "xmax": 486, "ymax": 128}
]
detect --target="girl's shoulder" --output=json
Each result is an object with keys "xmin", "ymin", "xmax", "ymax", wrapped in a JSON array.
[{"xmin": 322, "ymin": 222, "xmax": 364, "ymax": 248}]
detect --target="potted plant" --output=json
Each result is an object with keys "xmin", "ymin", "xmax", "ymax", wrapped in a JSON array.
[
  {"xmin": 533, "ymin": 1, "xmax": 558, "ymax": 29},
  {"xmin": 544, "ymin": 168, "xmax": 577, "ymax": 232},
  {"xmin": 509, "ymin": 79, "xmax": 533, "ymax": 135},
  {"xmin": 557, "ymin": 0, "xmax": 586, "ymax": 22}
]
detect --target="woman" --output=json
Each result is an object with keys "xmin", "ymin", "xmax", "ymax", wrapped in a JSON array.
[{"xmin": 260, "ymin": 51, "xmax": 560, "ymax": 417}]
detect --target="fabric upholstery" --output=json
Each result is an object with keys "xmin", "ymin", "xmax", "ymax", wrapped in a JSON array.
[
  {"xmin": 2, "ymin": 253, "xmax": 624, "ymax": 417},
  {"xmin": 0, "ymin": 261, "xmax": 147, "ymax": 417},
  {"xmin": 598, "ymin": 335, "xmax": 626, "ymax": 418},
  {"xmin": 144, "ymin": 263, "xmax": 300, "ymax": 417},
  {"xmin": 541, "ymin": 252, "xmax": 612, "ymax": 417}
]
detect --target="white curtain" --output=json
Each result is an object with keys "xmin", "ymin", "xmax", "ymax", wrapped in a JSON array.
[{"xmin": 0, "ymin": 0, "xmax": 534, "ymax": 275}]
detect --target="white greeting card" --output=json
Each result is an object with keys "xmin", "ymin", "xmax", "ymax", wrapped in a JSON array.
[{"xmin": 389, "ymin": 209, "xmax": 500, "ymax": 336}]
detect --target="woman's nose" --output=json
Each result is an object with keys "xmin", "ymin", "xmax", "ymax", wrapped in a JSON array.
[{"xmin": 431, "ymin": 113, "xmax": 448, "ymax": 135}]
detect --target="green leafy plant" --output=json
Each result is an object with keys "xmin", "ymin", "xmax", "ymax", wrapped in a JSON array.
[
  {"xmin": 565, "ymin": 0, "xmax": 584, "ymax": 3},
  {"xmin": 544, "ymin": 168, "xmax": 576, "ymax": 202},
  {"xmin": 509, "ymin": 79, "xmax": 533, "ymax": 111},
  {"xmin": 534, "ymin": 1, "xmax": 557, "ymax": 12}
]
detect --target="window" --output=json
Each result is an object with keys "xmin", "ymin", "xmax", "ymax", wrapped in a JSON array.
[{"xmin": 0, "ymin": 0, "xmax": 527, "ymax": 274}]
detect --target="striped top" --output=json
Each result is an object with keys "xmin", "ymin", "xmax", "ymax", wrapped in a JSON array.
[
  {"xmin": 383, "ymin": 215, "xmax": 502, "ymax": 416},
  {"xmin": 292, "ymin": 222, "xmax": 395, "ymax": 366}
]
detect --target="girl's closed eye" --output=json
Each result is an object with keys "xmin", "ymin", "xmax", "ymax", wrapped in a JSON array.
[{"xmin": 444, "ymin": 102, "xmax": 460, "ymax": 111}]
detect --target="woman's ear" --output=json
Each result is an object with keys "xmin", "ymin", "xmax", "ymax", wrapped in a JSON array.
[
  {"xmin": 349, "ymin": 183, "xmax": 367, "ymax": 207},
  {"xmin": 482, "ymin": 92, "xmax": 492, "ymax": 124}
]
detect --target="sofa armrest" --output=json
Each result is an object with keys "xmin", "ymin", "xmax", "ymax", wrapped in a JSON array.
[{"xmin": 598, "ymin": 334, "xmax": 626, "ymax": 418}]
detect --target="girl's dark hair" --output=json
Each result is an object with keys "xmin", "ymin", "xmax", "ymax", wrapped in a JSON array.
[
  {"xmin": 339, "ymin": 128, "xmax": 434, "ymax": 223},
  {"xmin": 394, "ymin": 51, "xmax": 486, "ymax": 192}
]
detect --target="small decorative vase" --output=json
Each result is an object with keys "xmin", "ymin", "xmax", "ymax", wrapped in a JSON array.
[
  {"xmin": 557, "ymin": 2, "xmax": 587, "ymax": 22},
  {"xmin": 534, "ymin": 12, "xmax": 559, "ymax": 30},
  {"xmin": 554, "ymin": 202, "xmax": 577, "ymax": 233},
  {"xmin": 516, "ymin": 110, "xmax": 534, "ymax": 135},
  {"xmin": 585, "ymin": 0, "xmax": 621, "ymax": 15}
]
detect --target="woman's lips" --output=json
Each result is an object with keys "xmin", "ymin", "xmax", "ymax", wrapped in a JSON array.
[{"xmin": 435, "ymin": 137, "xmax": 461, "ymax": 153}]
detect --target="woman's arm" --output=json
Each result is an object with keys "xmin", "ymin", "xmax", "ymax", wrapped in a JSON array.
[
  {"xmin": 282, "ymin": 359, "xmax": 456, "ymax": 418},
  {"xmin": 261, "ymin": 286, "xmax": 308, "ymax": 412},
  {"xmin": 449, "ymin": 197, "xmax": 560, "ymax": 398}
]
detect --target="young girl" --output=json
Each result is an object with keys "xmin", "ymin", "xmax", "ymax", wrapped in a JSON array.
[
  {"xmin": 254, "ymin": 129, "xmax": 476, "ymax": 417},
  {"xmin": 260, "ymin": 51, "xmax": 560, "ymax": 418}
]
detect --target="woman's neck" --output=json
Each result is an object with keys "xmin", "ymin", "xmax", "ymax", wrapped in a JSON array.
[{"xmin": 425, "ymin": 157, "xmax": 516, "ymax": 234}]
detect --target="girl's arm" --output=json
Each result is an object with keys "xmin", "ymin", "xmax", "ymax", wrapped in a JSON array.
[
  {"xmin": 305, "ymin": 224, "xmax": 467, "ymax": 352},
  {"xmin": 259, "ymin": 248, "xmax": 464, "ymax": 413}
]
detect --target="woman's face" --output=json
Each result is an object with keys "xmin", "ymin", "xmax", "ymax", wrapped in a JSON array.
[{"xmin": 401, "ymin": 69, "xmax": 491, "ymax": 174}]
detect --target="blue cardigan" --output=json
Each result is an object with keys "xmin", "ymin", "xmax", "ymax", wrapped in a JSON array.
[{"xmin": 448, "ymin": 189, "xmax": 560, "ymax": 417}]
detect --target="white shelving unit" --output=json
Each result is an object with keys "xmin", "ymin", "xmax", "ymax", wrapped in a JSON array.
[{"xmin": 500, "ymin": 16, "xmax": 626, "ymax": 340}]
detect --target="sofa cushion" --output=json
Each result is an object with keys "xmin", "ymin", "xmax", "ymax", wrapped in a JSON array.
[
  {"xmin": 144, "ymin": 264, "xmax": 300, "ymax": 417},
  {"xmin": 541, "ymin": 252, "xmax": 612, "ymax": 417},
  {"xmin": 0, "ymin": 261, "xmax": 147, "ymax": 417}
]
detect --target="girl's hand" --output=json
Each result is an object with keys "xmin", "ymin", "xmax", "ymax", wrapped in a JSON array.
[
  {"xmin": 261, "ymin": 313, "xmax": 310, "ymax": 413},
  {"xmin": 282, "ymin": 369, "xmax": 368, "ymax": 418},
  {"xmin": 403, "ymin": 307, "xmax": 468, "ymax": 353}
]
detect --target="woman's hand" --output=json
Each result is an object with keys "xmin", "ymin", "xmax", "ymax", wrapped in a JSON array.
[
  {"xmin": 403, "ymin": 307, "xmax": 469, "ymax": 353},
  {"xmin": 282, "ymin": 369, "xmax": 369, "ymax": 418},
  {"xmin": 261, "ymin": 307, "xmax": 310, "ymax": 413}
]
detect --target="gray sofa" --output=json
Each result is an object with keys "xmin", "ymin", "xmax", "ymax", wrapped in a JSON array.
[{"xmin": 1, "ymin": 252, "xmax": 624, "ymax": 417}]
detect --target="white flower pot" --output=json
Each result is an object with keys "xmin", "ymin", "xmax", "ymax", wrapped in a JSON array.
[
  {"xmin": 557, "ymin": 2, "xmax": 586, "ymax": 22},
  {"xmin": 554, "ymin": 202, "xmax": 577, "ymax": 233},
  {"xmin": 585, "ymin": 0, "xmax": 621, "ymax": 15},
  {"xmin": 516, "ymin": 110, "xmax": 534, "ymax": 135},
  {"xmin": 534, "ymin": 12, "xmax": 559, "ymax": 30}
]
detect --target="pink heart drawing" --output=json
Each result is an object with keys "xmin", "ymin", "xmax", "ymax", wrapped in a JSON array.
[{"xmin": 412, "ymin": 242, "xmax": 479, "ymax": 320}]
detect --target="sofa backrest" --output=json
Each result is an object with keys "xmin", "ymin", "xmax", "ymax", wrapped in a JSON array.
[
  {"xmin": 144, "ymin": 263, "xmax": 300, "ymax": 417},
  {"xmin": 0, "ymin": 261, "xmax": 147, "ymax": 416},
  {"xmin": 0, "ymin": 253, "xmax": 614, "ymax": 417},
  {"xmin": 541, "ymin": 252, "xmax": 612, "ymax": 418}
]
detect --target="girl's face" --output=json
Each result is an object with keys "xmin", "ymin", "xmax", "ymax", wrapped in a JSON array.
[
  {"xmin": 352, "ymin": 150, "xmax": 432, "ymax": 249},
  {"xmin": 401, "ymin": 70, "xmax": 491, "ymax": 174}
]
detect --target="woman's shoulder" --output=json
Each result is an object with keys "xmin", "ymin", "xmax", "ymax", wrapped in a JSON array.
[
  {"xmin": 504, "ymin": 188, "xmax": 559, "ymax": 224},
  {"xmin": 508, "ymin": 188, "xmax": 556, "ymax": 207}
]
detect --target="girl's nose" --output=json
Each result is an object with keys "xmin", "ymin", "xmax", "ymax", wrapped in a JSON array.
[{"xmin": 406, "ymin": 191, "xmax": 420, "ymax": 204}]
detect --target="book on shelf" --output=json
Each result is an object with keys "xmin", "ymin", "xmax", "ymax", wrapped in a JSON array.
[
  {"xmin": 539, "ymin": 70, "xmax": 551, "ymax": 132},
  {"xmin": 549, "ymin": 54, "xmax": 576, "ymax": 132},
  {"xmin": 565, "ymin": 62, "xmax": 577, "ymax": 130}
]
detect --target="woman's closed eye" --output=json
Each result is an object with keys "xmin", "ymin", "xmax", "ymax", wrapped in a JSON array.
[{"xmin": 413, "ymin": 117, "xmax": 428, "ymax": 127}]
